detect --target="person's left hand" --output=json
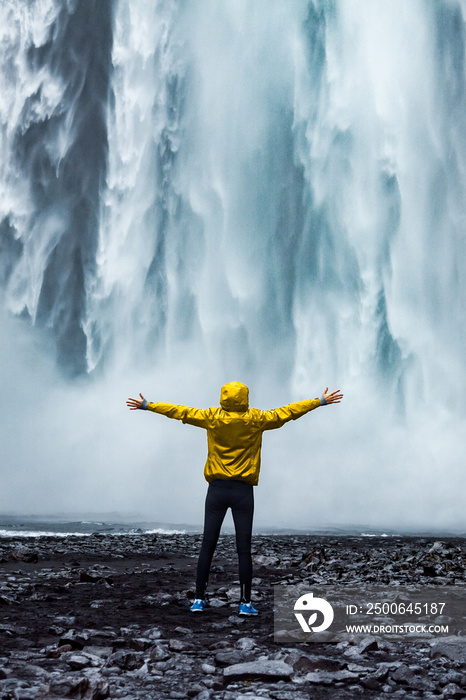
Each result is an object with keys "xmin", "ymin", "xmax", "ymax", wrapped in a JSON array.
[{"xmin": 126, "ymin": 393, "xmax": 146, "ymax": 410}]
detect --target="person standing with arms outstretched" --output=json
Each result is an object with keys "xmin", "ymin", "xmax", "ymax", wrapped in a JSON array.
[{"xmin": 127, "ymin": 382, "xmax": 343, "ymax": 615}]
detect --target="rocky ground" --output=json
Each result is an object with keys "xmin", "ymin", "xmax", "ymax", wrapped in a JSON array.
[{"xmin": 0, "ymin": 533, "xmax": 465, "ymax": 699}]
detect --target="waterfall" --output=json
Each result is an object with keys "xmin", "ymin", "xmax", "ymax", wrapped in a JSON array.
[{"xmin": 0, "ymin": 0, "xmax": 465, "ymax": 530}]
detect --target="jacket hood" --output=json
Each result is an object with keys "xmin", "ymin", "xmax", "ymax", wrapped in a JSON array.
[{"xmin": 220, "ymin": 382, "xmax": 249, "ymax": 412}]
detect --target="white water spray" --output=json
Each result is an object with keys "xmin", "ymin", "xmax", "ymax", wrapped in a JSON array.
[{"xmin": 0, "ymin": 0, "xmax": 465, "ymax": 530}]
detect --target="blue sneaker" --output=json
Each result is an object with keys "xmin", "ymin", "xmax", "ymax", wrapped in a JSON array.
[
  {"xmin": 190, "ymin": 598, "xmax": 205, "ymax": 612},
  {"xmin": 239, "ymin": 601, "xmax": 258, "ymax": 616}
]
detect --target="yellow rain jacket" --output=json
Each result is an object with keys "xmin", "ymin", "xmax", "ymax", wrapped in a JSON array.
[{"xmin": 144, "ymin": 382, "xmax": 323, "ymax": 486}]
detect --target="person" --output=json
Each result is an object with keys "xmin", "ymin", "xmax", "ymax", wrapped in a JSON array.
[{"xmin": 126, "ymin": 381, "xmax": 343, "ymax": 616}]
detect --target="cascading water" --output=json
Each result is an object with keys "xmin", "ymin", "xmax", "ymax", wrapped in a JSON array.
[{"xmin": 0, "ymin": 0, "xmax": 465, "ymax": 530}]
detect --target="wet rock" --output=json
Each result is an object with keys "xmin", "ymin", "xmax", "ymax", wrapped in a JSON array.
[
  {"xmin": 209, "ymin": 640, "xmax": 232, "ymax": 651},
  {"xmin": 210, "ymin": 620, "xmax": 231, "ymax": 631},
  {"xmin": 391, "ymin": 663, "xmax": 432, "ymax": 692},
  {"xmin": 430, "ymin": 637, "xmax": 466, "ymax": 664},
  {"xmin": 46, "ymin": 643, "xmax": 73, "ymax": 658},
  {"xmin": 342, "ymin": 645, "xmax": 366, "ymax": 660},
  {"xmin": 201, "ymin": 663, "xmax": 216, "ymax": 674},
  {"xmin": 223, "ymin": 659, "xmax": 293, "ymax": 683},
  {"xmin": 253, "ymin": 554, "xmax": 280, "ymax": 567},
  {"xmin": 92, "ymin": 628, "xmax": 117, "ymax": 641},
  {"xmin": 423, "ymin": 563, "xmax": 439, "ymax": 576},
  {"xmin": 169, "ymin": 638, "xmax": 192, "ymax": 652},
  {"xmin": 227, "ymin": 614, "xmax": 246, "ymax": 625},
  {"xmin": 0, "ymin": 593, "xmax": 17, "ymax": 604},
  {"xmin": 107, "ymin": 650, "xmax": 145, "ymax": 670},
  {"xmin": 208, "ymin": 597, "xmax": 229, "ymax": 607},
  {"xmin": 442, "ymin": 683, "xmax": 466, "ymax": 699},
  {"xmin": 79, "ymin": 571, "xmax": 114, "ymax": 587},
  {"xmin": 79, "ymin": 571, "xmax": 102, "ymax": 583},
  {"xmin": 293, "ymin": 655, "xmax": 343, "ymax": 673},
  {"xmin": 67, "ymin": 653, "xmax": 93, "ymax": 670},
  {"xmin": 234, "ymin": 637, "xmax": 257, "ymax": 651},
  {"xmin": 53, "ymin": 615, "xmax": 76, "ymax": 626},
  {"xmin": 358, "ymin": 635, "xmax": 379, "ymax": 653},
  {"xmin": 58, "ymin": 629, "xmax": 92, "ymax": 649},
  {"xmin": 214, "ymin": 649, "xmax": 246, "ymax": 666},
  {"xmin": 290, "ymin": 655, "xmax": 316, "ymax": 673},
  {"xmin": 361, "ymin": 675, "xmax": 383, "ymax": 690},
  {"xmin": 149, "ymin": 644, "xmax": 171, "ymax": 662},
  {"xmin": 224, "ymin": 587, "xmax": 240, "ymax": 601},
  {"xmin": 1, "ymin": 532, "xmax": 465, "ymax": 700},
  {"xmin": 304, "ymin": 669, "xmax": 360, "ymax": 684},
  {"xmin": 441, "ymin": 670, "xmax": 466, "ymax": 687},
  {"xmin": 429, "ymin": 541, "xmax": 448, "ymax": 554},
  {"xmin": 90, "ymin": 599, "xmax": 107, "ymax": 609},
  {"xmin": 48, "ymin": 675, "xmax": 90, "ymax": 697},
  {"xmin": 360, "ymin": 664, "xmax": 389, "ymax": 689},
  {"xmin": 0, "ymin": 623, "xmax": 29, "ymax": 636},
  {"xmin": 141, "ymin": 626, "xmax": 162, "ymax": 639},
  {"xmin": 9, "ymin": 548, "xmax": 39, "ymax": 563},
  {"xmin": 267, "ymin": 692, "xmax": 310, "ymax": 700},
  {"xmin": 132, "ymin": 637, "xmax": 155, "ymax": 650},
  {"xmin": 82, "ymin": 645, "xmax": 113, "ymax": 659}
]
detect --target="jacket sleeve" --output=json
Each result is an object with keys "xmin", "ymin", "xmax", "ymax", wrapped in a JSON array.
[
  {"xmin": 146, "ymin": 402, "xmax": 210, "ymax": 428},
  {"xmin": 260, "ymin": 398, "xmax": 322, "ymax": 431}
]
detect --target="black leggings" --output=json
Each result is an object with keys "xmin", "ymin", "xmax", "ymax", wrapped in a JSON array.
[{"xmin": 195, "ymin": 479, "xmax": 254, "ymax": 601}]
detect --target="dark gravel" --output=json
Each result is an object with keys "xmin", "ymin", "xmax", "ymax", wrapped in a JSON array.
[{"xmin": 0, "ymin": 533, "xmax": 465, "ymax": 699}]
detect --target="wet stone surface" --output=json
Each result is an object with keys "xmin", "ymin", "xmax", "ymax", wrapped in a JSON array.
[{"xmin": 0, "ymin": 533, "xmax": 465, "ymax": 698}]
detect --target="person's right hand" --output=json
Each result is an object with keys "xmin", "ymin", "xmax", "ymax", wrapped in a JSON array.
[
  {"xmin": 322, "ymin": 388, "xmax": 343, "ymax": 404},
  {"xmin": 126, "ymin": 393, "xmax": 146, "ymax": 410}
]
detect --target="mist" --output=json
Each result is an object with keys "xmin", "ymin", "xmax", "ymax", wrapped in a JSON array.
[{"xmin": 0, "ymin": 0, "xmax": 465, "ymax": 532}]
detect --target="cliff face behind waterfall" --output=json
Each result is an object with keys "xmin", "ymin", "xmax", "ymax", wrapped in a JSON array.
[{"xmin": 0, "ymin": 0, "xmax": 465, "ymax": 529}]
